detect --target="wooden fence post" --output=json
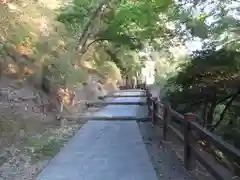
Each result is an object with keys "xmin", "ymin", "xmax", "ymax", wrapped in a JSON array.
[
  {"xmin": 184, "ymin": 113, "xmax": 197, "ymax": 171},
  {"xmin": 144, "ymin": 83, "xmax": 146, "ymax": 90},
  {"xmin": 163, "ymin": 103, "xmax": 171, "ymax": 141},
  {"xmin": 152, "ymin": 98, "xmax": 158, "ymax": 125},
  {"xmin": 146, "ymin": 90, "xmax": 152, "ymax": 120}
]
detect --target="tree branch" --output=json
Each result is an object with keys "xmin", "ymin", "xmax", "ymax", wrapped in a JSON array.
[
  {"xmin": 76, "ymin": 0, "xmax": 108, "ymax": 53},
  {"xmin": 216, "ymin": 93, "xmax": 239, "ymax": 104},
  {"xmin": 85, "ymin": 38, "xmax": 109, "ymax": 51}
]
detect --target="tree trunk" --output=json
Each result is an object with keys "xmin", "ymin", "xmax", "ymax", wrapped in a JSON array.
[
  {"xmin": 210, "ymin": 89, "xmax": 240, "ymax": 132},
  {"xmin": 206, "ymin": 89, "xmax": 217, "ymax": 129},
  {"xmin": 202, "ymin": 100, "xmax": 208, "ymax": 127},
  {"xmin": 76, "ymin": 0, "xmax": 109, "ymax": 56},
  {"xmin": 76, "ymin": 0, "xmax": 121, "ymax": 61}
]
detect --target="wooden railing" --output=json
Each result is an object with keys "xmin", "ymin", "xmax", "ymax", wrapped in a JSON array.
[{"xmin": 146, "ymin": 88, "xmax": 240, "ymax": 180}]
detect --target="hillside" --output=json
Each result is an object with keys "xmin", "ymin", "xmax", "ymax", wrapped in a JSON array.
[{"xmin": 0, "ymin": 1, "xmax": 122, "ymax": 179}]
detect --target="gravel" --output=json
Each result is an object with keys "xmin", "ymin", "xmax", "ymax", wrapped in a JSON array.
[{"xmin": 136, "ymin": 100, "xmax": 198, "ymax": 180}]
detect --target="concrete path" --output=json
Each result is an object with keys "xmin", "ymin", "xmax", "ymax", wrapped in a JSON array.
[
  {"xmin": 112, "ymin": 89, "xmax": 145, "ymax": 96},
  {"xmin": 37, "ymin": 90, "xmax": 158, "ymax": 180},
  {"xmin": 93, "ymin": 91, "xmax": 144, "ymax": 118}
]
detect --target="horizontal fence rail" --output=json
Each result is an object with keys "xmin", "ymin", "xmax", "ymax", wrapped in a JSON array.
[
  {"xmin": 86, "ymin": 101, "xmax": 147, "ymax": 106},
  {"xmin": 145, "ymin": 88, "xmax": 240, "ymax": 180},
  {"xmin": 77, "ymin": 116, "xmax": 149, "ymax": 121},
  {"xmin": 104, "ymin": 95, "xmax": 147, "ymax": 98}
]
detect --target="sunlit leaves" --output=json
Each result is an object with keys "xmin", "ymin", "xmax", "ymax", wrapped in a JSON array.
[
  {"xmin": 58, "ymin": 0, "xmax": 174, "ymax": 50},
  {"xmin": 57, "ymin": 0, "xmax": 93, "ymax": 33},
  {"xmin": 172, "ymin": 48, "xmax": 240, "ymax": 89},
  {"xmin": 56, "ymin": 0, "xmax": 177, "ymax": 81},
  {"xmin": 174, "ymin": 0, "xmax": 240, "ymax": 49}
]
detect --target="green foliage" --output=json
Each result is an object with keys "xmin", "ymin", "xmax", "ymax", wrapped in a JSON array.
[
  {"xmin": 154, "ymin": 51, "xmax": 188, "ymax": 87},
  {"xmin": 99, "ymin": 0, "xmax": 173, "ymax": 47},
  {"xmin": 121, "ymin": 51, "xmax": 142, "ymax": 76},
  {"xmin": 175, "ymin": 48, "xmax": 240, "ymax": 88},
  {"xmin": 165, "ymin": 47, "xmax": 240, "ymax": 153},
  {"xmin": 58, "ymin": 0, "xmax": 174, "ymax": 53},
  {"xmin": 57, "ymin": 0, "xmax": 93, "ymax": 33},
  {"xmin": 98, "ymin": 61, "xmax": 121, "ymax": 81},
  {"xmin": 25, "ymin": 125, "xmax": 81, "ymax": 160},
  {"xmin": 45, "ymin": 58, "xmax": 87, "ymax": 88},
  {"xmin": 57, "ymin": 0, "xmax": 177, "ymax": 83},
  {"xmin": 172, "ymin": 0, "xmax": 240, "ymax": 50}
]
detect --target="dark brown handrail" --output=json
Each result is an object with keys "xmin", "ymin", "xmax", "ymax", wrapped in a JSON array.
[{"xmin": 146, "ymin": 88, "xmax": 240, "ymax": 180}]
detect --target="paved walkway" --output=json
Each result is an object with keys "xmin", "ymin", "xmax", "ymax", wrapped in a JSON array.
[
  {"xmin": 93, "ymin": 90, "xmax": 143, "ymax": 118},
  {"xmin": 37, "ymin": 90, "xmax": 158, "ymax": 180}
]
